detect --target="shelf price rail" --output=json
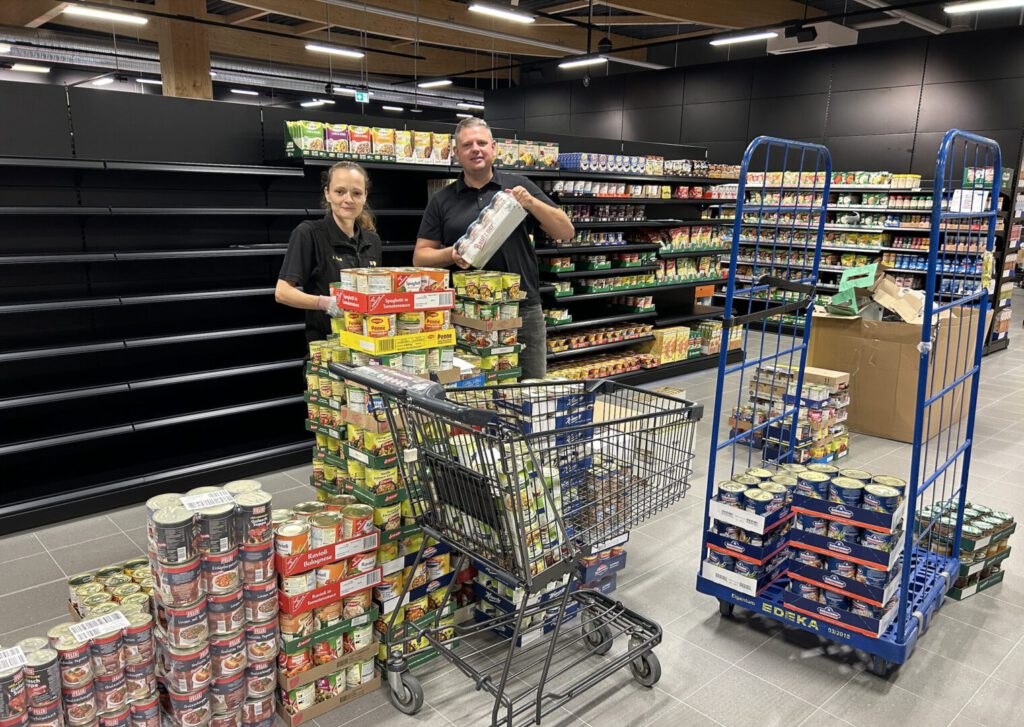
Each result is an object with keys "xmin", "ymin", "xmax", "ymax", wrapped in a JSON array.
[{"xmin": 695, "ymin": 130, "xmax": 1001, "ymax": 676}]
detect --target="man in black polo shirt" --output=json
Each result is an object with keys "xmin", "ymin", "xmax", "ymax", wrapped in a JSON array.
[{"xmin": 414, "ymin": 117, "xmax": 574, "ymax": 379}]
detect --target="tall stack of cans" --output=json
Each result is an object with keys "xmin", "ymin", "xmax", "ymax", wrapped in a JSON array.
[{"xmin": 146, "ymin": 482, "xmax": 277, "ymax": 727}]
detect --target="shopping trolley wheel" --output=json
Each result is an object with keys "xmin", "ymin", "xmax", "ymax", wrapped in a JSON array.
[
  {"xmin": 388, "ymin": 672, "xmax": 424, "ymax": 715},
  {"xmin": 582, "ymin": 619, "xmax": 614, "ymax": 656},
  {"xmin": 867, "ymin": 655, "xmax": 894, "ymax": 678},
  {"xmin": 718, "ymin": 600, "xmax": 735, "ymax": 618},
  {"xmin": 629, "ymin": 652, "xmax": 661, "ymax": 688}
]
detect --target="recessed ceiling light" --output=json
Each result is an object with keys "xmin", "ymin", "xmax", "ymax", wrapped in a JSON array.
[
  {"xmin": 92, "ymin": 77, "xmax": 114, "ymax": 86},
  {"xmin": 305, "ymin": 43, "xmax": 365, "ymax": 59},
  {"xmin": 457, "ymin": 102, "xmax": 485, "ymax": 110},
  {"xmin": 10, "ymin": 63, "xmax": 50, "ymax": 74},
  {"xmin": 332, "ymin": 86, "xmax": 373, "ymax": 96},
  {"xmin": 300, "ymin": 100, "xmax": 326, "ymax": 108},
  {"xmin": 417, "ymin": 79, "xmax": 452, "ymax": 89},
  {"xmin": 709, "ymin": 31, "xmax": 779, "ymax": 46},
  {"xmin": 209, "ymin": 71, "xmax": 217, "ymax": 77},
  {"xmin": 63, "ymin": 4, "xmax": 148, "ymax": 25},
  {"xmin": 0, "ymin": 43, "xmax": 11, "ymax": 54},
  {"xmin": 468, "ymin": 3, "xmax": 535, "ymax": 23},
  {"xmin": 945, "ymin": 0, "xmax": 1024, "ymax": 11},
  {"xmin": 137, "ymin": 78, "xmax": 162, "ymax": 86},
  {"xmin": 558, "ymin": 56, "xmax": 607, "ymax": 70},
  {"xmin": 382, "ymin": 105, "xmax": 404, "ymax": 112},
  {"xmin": 410, "ymin": 108, "xmax": 423, "ymax": 113},
  {"xmin": 230, "ymin": 88, "xmax": 258, "ymax": 96},
  {"xmin": 455, "ymin": 113, "xmax": 473, "ymax": 119}
]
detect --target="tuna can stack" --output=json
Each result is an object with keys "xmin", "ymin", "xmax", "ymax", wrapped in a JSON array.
[{"xmin": 146, "ymin": 481, "xmax": 277, "ymax": 727}]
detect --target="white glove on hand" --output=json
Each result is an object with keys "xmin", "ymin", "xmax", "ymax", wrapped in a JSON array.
[{"xmin": 317, "ymin": 295, "xmax": 343, "ymax": 318}]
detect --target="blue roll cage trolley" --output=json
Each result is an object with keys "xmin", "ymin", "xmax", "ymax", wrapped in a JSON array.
[{"xmin": 696, "ymin": 131, "xmax": 1001, "ymax": 676}]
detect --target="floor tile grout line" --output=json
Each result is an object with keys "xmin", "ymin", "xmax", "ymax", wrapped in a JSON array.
[
  {"xmin": 926, "ymin": 610, "xmax": 1022, "ymax": 644},
  {"xmin": 33, "ymin": 532, "xmax": 68, "ymax": 579},
  {"xmin": 728, "ymin": 659, "xmax": 843, "ymax": 713},
  {"xmin": 33, "ymin": 525, "xmax": 126, "ymax": 557},
  {"xmin": 0, "ymin": 576, "xmax": 67, "ymax": 600},
  {"xmin": 0, "ymin": 615, "xmax": 70, "ymax": 642},
  {"xmin": 943, "ymin": 630, "xmax": 1024, "ymax": 727},
  {"xmin": 0, "ymin": 548, "xmax": 57, "ymax": 569},
  {"xmin": 107, "ymin": 517, "xmax": 147, "ymax": 556}
]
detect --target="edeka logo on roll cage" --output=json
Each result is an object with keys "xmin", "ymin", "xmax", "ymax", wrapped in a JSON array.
[{"xmin": 761, "ymin": 603, "xmax": 820, "ymax": 630}]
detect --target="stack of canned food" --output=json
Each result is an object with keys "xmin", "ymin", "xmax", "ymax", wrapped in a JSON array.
[
  {"xmin": 547, "ymin": 352, "xmax": 659, "ymax": 381},
  {"xmin": 918, "ymin": 499, "xmax": 1016, "ymax": 594},
  {"xmin": 546, "ymin": 322, "xmax": 655, "ymax": 354},
  {"xmin": 146, "ymin": 482, "xmax": 278, "ymax": 727}
]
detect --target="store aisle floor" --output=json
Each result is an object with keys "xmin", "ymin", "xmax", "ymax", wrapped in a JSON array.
[{"xmin": 2, "ymin": 290, "xmax": 1023, "ymax": 727}]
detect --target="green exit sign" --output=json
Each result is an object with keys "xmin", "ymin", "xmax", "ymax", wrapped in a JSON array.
[{"xmin": 354, "ymin": 91, "xmax": 369, "ymax": 103}]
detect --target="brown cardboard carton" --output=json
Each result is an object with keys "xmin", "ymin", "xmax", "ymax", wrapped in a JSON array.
[{"xmin": 807, "ymin": 307, "xmax": 988, "ymax": 443}]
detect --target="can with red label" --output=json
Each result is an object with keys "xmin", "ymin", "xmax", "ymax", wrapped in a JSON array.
[
  {"xmin": 209, "ymin": 632, "xmax": 246, "ymax": 680},
  {"xmin": 209, "ymin": 673, "xmax": 245, "ymax": 716},
  {"xmin": 0, "ymin": 711, "xmax": 28, "ymax": 727},
  {"xmin": 0, "ymin": 666, "xmax": 26, "ymax": 721},
  {"xmin": 347, "ymin": 552, "xmax": 377, "ymax": 576},
  {"xmin": 154, "ymin": 558, "xmax": 204, "ymax": 608},
  {"xmin": 240, "ymin": 695, "xmax": 273, "ymax": 726},
  {"xmin": 122, "ymin": 613, "xmax": 154, "ymax": 667},
  {"xmin": 197, "ymin": 503, "xmax": 236, "ymax": 556},
  {"xmin": 93, "ymin": 672, "xmax": 126, "ymax": 715},
  {"xmin": 164, "ymin": 687, "xmax": 210, "ymax": 727},
  {"xmin": 128, "ymin": 693, "xmax": 159, "ymax": 727},
  {"xmin": 160, "ymin": 643, "xmax": 212, "ymax": 694},
  {"xmin": 243, "ymin": 660, "xmax": 274, "ymax": 700},
  {"xmin": 54, "ymin": 638, "xmax": 92, "ymax": 690},
  {"xmin": 208, "ymin": 589, "xmax": 245, "ymax": 636},
  {"xmin": 97, "ymin": 707, "xmax": 130, "ymax": 727},
  {"xmin": 60, "ymin": 683, "xmax": 97, "ymax": 726},
  {"xmin": 242, "ymin": 582, "xmax": 277, "ymax": 625},
  {"xmin": 23, "ymin": 651, "xmax": 60, "ymax": 708},
  {"xmin": 123, "ymin": 661, "xmax": 155, "ymax": 705},
  {"xmin": 155, "ymin": 598, "xmax": 208, "ymax": 651},
  {"xmin": 89, "ymin": 629, "xmax": 124, "ymax": 679},
  {"xmin": 237, "ymin": 545, "xmax": 274, "ymax": 585},
  {"xmin": 209, "ymin": 711, "xmax": 241, "ymax": 727},
  {"xmin": 202, "ymin": 551, "xmax": 241, "ymax": 596},
  {"xmin": 243, "ymin": 619, "xmax": 277, "ymax": 664},
  {"xmin": 234, "ymin": 492, "xmax": 273, "ymax": 546},
  {"xmin": 26, "ymin": 699, "xmax": 60, "ymax": 727}
]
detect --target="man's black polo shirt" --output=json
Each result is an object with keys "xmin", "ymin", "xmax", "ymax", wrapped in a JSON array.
[{"xmin": 416, "ymin": 169, "xmax": 556, "ymax": 306}]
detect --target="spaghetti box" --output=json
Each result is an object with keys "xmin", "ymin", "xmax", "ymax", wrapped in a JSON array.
[
  {"xmin": 375, "ymin": 570, "xmax": 455, "ymax": 615},
  {"xmin": 791, "ymin": 494, "xmax": 906, "ymax": 534},
  {"xmin": 789, "ymin": 528, "xmax": 903, "ymax": 571},
  {"xmin": 379, "ymin": 541, "xmax": 451, "ymax": 577},
  {"xmin": 276, "ymin": 531, "xmax": 379, "ymax": 577},
  {"xmin": 276, "ymin": 673, "xmax": 380, "ymax": 727},
  {"xmin": 782, "ymin": 589, "xmax": 898, "ymax": 639},
  {"xmin": 493, "ymin": 390, "xmax": 595, "ymax": 417},
  {"xmin": 705, "ymin": 530, "xmax": 789, "ymax": 566},
  {"xmin": 513, "ymin": 408, "xmax": 594, "ymax": 435},
  {"xmin": 788, "ymin": 561, "xmax": 900, "ymax": 608},
  {"xmin": 278, "ymin": 639, "xmax": 377, "ymax": 691},
  {"xmin": 708, "ymin": 499, "xmax": 792, "ymax": 536},
  {"xmin": 700, "ymin": 557, "xmax": 787, "ymax": 598},
  {"xmin": 338, "ymin": 328, "xmax": 455, "ymax": 355},
  {"xmin": 332, "ymin": 287, "xmax": 455, "ymax": 314},
  {"xmin": 578, "ymin": 553, "xmax": 626, "ymax": 583},
  {"xmin": 278, "ymin": 607, "xmax": 378, "ymax": 655},
  {"xmin": 278, "ymin": 568, "xmax": 382, "ymax": 615}
]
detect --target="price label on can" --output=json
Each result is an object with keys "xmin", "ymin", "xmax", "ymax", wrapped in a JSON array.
[
  {"xmin": 69, "ymin": 611, "xmax": 131, "ymax": 642},
  {"xmin": 0, "ymin": 647, "xmax": 27, "ymax": 671},
  {"xmin": 181, "ymin": 490, "xmax": 235, "ymax": 511}
]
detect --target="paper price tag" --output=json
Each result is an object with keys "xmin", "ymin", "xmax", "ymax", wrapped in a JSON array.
[
  {"xmin": 69, "ymin": 611, "xmax": 131, "ymax": 642},
  {"xmin": 352, "ymin": 615, "xmax": 368, "ymax": 626},
  {"xmin": 180, "ymin": 490, "xmax": 234, "ymax": 511},
  {"xmin": 0, "ymin": 647, "xmax": 27, "ymax": 671},
  {"xmin": 348, "ymin": 448, "xmax": 370, "ymax": 465}
]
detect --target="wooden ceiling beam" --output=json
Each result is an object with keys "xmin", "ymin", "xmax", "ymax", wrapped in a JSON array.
[
  {"xmin": 599, "ymin": 1, "xmax": 824, "ymax": 29},
  {"xmin": 293, "ymin": 21, "xmax": 329, "ymax": 35},
  {"xmin": 0, "ymin": 0, "xmax": 68, "ymax": 28},
  {"xmin": 561, "ymin": 15, "xmax": 703, "ymax": 26},
  {"xmin": 223, "ymin": 8, "xmax": 270, "ymax": 24}
]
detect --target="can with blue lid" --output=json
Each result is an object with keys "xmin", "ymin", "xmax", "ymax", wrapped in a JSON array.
[
  {"xmin": 796, "ymin": 471, "xmax": 831, "ymax": 499},
  {"xmin": 827, "ymin": 521, "xmax": 861, "ymax": 543},
  {"xmin": 829, "ymin": 477, "xmax": 865, "ymax": 508},
  {"xmin": 862, "ymin": 484, "xmax": 901, "ymax": 514}
]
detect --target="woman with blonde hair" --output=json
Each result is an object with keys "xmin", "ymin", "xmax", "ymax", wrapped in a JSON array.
[{"xmin": 276, "ymin": 161, "xmax": 382, "ymax": 342}]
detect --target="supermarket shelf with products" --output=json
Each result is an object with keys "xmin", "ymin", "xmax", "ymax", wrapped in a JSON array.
[
  {"xmin": 542, "ymin": 264, "xmax": 661, "ymax": 280},
  {"xmin": 609, "ymin": 349, "xmax": 744, "ymax": 384},
  {"xmin": 546, "ymin": 278, "xmax": 727, "ymax": 302},
  {"xmin": 535, "ymin": 243, "xmax": 660, "ymax": 255},
  {"xmin": 545, "ymin": 310, "xmax": 657, "ymax": 333},
  {"xmin": 552, "ymin": 196, "xmax": 737, "ymax": 206},
  {"xmin": 547, "ymin": 335, "xmax": 656, "ymax": 361}
]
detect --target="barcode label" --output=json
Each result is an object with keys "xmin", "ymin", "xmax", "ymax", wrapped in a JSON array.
[
  {"xmin": 181, "ymin": 490, "xmax": 234, "ymax": 511},
  {"xmin": 69, "ymin": 611, "xmax": 131, "ymax": 642},
  {"xmin": 334, "ymin": 534, "xmax": 377, "ymax": 561},
  {"xmin": 219, "ymin": 538, "xmax": 229, "ymax": 551},
  {"xmin": 0, "ymin": 647, "xmax": 27, "ymax": 671}
]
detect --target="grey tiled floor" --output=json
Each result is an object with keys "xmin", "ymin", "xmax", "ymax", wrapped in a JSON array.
[{"xmin": 3, "ymin": 290, "xmax": 1023, "ymax": 727}]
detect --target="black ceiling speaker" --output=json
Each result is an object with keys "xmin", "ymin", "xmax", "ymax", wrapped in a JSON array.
[
  {"xmin": 785, "ymin": 25, "xmax": 818, "ymax": 43},
  {"xmin": 597, "ymin": 36, "xmax": 613, "ymax": 54}
]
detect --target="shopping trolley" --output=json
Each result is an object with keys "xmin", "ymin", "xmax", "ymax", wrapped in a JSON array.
[{"xmin": 329, "ymin": 363, "xmax": 702, "ymax": 726}]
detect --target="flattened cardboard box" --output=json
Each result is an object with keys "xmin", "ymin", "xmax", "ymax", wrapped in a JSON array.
[{"xmin": 808, "ymin": 306, "xmax": 990, "ymax": 443}]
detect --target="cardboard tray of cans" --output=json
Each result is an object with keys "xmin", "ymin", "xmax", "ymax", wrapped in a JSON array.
[
  {"xmin": 958, "ymin": 546, "xmax": 1011, "ymax": 578},
  {"xmin": 708, "ymin": 499, "xmax": 792, "ymax": 536},
  {"xmin": 948, "ymin": 569, "xmax": 1005, "ymax": 601},
  {"xmin": 310, "ymin": 474, "xmax": 408, "ymax": 510},
  {"xmin": 705, "ymin": 529, "xmax": 790, "ymax": 566},
  {"xmin": 473, "ymin": 602, "xmax": 580, "ymax": 649},
  {"xmin": 277, "ymin": 673, "xmax": 381, "ymax": 727},
  {"xmin": 279, "ymin": 607, "xmax": 380, "ymax": 655},
  {"xmin": 375, "ymin": 570, "xmax": 455, "ymax": 615},
  {"xmin": 337, "ymin": 328, "xmax": 456, "ymax": 355},
  {"xmin": 279, "ymin": 567, "xmax": 383, "ymax": 615},
  {"xmin": 788, "ymin": 562, "xmax": 901, "ymax": 608},
  {"xmin": 304, "ymin": 390, "xmax": 344, "ymax": 411},
  {"xmin": 331, "ymin": 288, "xmax": 456, "ymax": 314},
  {"xmin": 791, "ymin": 494, "xmax": 906, "ymax": 534},
  {"xmin": 276, "ymin": 530, "xmax": 379, "ymax": 577},
  {"xmin": 375, "ymin": 601, "xmax": 457, "ymax": 646},
  {"xmin": 341, "ymin": 444, "xmax": 398, "ymax": 471},
  {"xmin": 278, "ymin": 638, "xmax": 379, "ymax": 691},
  {"xmin": 379, "ymin": 541, "xmax": 452, "ymax": 577},
  {"xmin": 700, "ymin": 558, "xmax": 788, "ymax": 598},
  {"xmin": 789, "ymin": 529, "xmax": 903, "ymax": 572},
  {"xmin": 578, "ymin": 552, "xmax": 627, "ymax": 583},
  {"xmin": 782, "ymin": 589, "xmax": 898, "ymax": 639},
  {"xmin": 472, "ymin": 580, "xmax": 570, "ymax": 614},
  {"xmin": 451, "ymin": 313, "xmax": 523, "ymax": 331},
  {"xmin": 457, "ymin": 342, "xmax": 523, "ymax": 356},
  {"xmin": 953, "ymin": 521, "xmax": 1016, "ymax": 553}
]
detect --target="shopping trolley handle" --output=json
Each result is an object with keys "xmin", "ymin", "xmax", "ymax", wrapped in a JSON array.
[
  {"xmin": 723, "ymin": 275, "xmax": 816, "ymax": 328},
  {"xmin": 329, "ymin": 363, "xmax": 496, "ymax": 427}
]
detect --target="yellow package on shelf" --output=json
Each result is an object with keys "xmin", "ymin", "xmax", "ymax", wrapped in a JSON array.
[{"xmin": 338, "ymin": 328, "xmax": 456, "ymax": 354}]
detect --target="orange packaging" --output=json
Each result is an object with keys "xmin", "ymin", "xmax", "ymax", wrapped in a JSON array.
[
  {"xmin": 349, "ymin": 126, "xmax": 372, "ymax": 155},
  {"xmin": 315, "ymin": 562, "xmax": 348, "ymax": 587},
  {"xmin": 413, "ymin": 132, "xmax": 432, "ymax": 160},
  {"xmin": 344, "ymin": 311, "xmax": 364, "ymax": 334},
  {"xmin": 422, "ymin": 310, "xmax": 447, "ymax": 332},
  {"xmin": 431, "ymin": 133, "xmax": 451, "ymax": 165},
  {"xmin": 363, "ymin": 314, "xmax": 395, "ymax": 338},
  {"xmin": 371, "ymin": 127, "xmax": 395, "ymax": 157},
  {"xmin": 388, "ymin": 268, "xmax": 449, "ymax": 293}
]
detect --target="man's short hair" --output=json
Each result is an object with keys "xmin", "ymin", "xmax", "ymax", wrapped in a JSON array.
[{"xmin": 454, "ymin": 116, "xmax": 492, "ymax": 144}]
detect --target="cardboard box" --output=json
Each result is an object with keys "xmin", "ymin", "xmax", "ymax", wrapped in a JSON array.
[
  {"xmin": 451, "ymin": 313, "xmax": 522, "ymax": 331},
  {"xmin": 277, "ymin": 673, "xmax": 380, "ymax": 726},
  {"xmin": 278, "ymin": 568, "xmax": 382, "ymax": 615},
  {"xmin": 276, "ymin": 531, "xmax": 379, "ymax": 577},
  {"xmin": 332, "ymin": 288, "xmax": 455, "ymax": 314},
  {"xmin": 337, "ymin": 328, "xmax": 455, "ymax": 355},
  {"xmin": 278, "ymin": 639, "xmax": 378, "ymax": 691},
  {"xmin": 807, "ymin": 307, "xmax": 988, "ymax": 442}
]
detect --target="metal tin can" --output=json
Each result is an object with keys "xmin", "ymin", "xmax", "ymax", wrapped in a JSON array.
[
  {"xmin": 209, "ymin": 672, "xmax": 246, "ymax": 717},
  {"xmin": 242, "ymin": 581, "xmax": 277, "ymax": 624},
  {"xmin": 744, "ymin": 468, "xmax": 774, "ymax": 482},
  {"xmin": 732, "ymin": 474, "xmax": 761, "ymax": 488},
  {"xmin": 53, "ymin": 637, "xmax": 91, "ymax": 690},
  {"xmin": 154, "ymin": 558, "xmax": 204, "ymax": 608},
  {"xmin": 197, "ymin": 503, "xmax": 236, "ymax": 556},
  {"xmin": 93, "ymin": 671, "xmax": 126, "ymax": 715},
  {"xmin": 238, "ymin": 544, "xmax": 274, "ymax": 584},
  {"xmin": 850, "ymin": 600, "xmax": 882, "ymax": 619},
  {"xmin": 160, "ymin": 642, "xmax": 212, "ymax": 694},
  {"xmin": 233, "ymin": 491, "xmax": 274, "ymax": 546},
  {"xmin": 857, "ymin": 564, "xmax": 887, "ymax": 588},
  {"xmin": 23, "ymin": 651, "xmax": 59, "ymax": 708},
  {"xmin": 128, "ymin": 692, "xmax": 159, "ymax": 727},
  {"xmin": 123, "ymin": 660, "xmax": 155, "ymax": 704},
  {"xmin": 795, "ymin": 513, "xmax": 827, "ymax": 535},
  {"xmin": 807, "ymin": 464, "xmax": 839, "ymax": 476},
  {"xmin": 281, "ymin": 572, "xmax": 315, "ymax": 598},
  {"xmin": 794, "ymin": 549, "xmax": 824, "ymax": 569},
  {"xmin": 828, "ymin": 477, "xmax": 864, "ymax": 508},
  {"xmin": 716, "ymin": 481, "xmax": 747, "ymax": 507},
  {"xmin": 209, "ymin": 631, "xmax": 247, "ymax": 680},
  {"xmin": 779, "ymin": 463, "xmax": 808, "ymax": 475},
  {"xmin": 827, "ymin": 557, "xmax": 857, "ymax": 579},
  {"xmin": 733, "ymin": 559, "xmax": 759, "ymax": 578},
  {"xmin": 210, "ymin": 711, "xmax": 242, "ymax": 727},
  {"xmin": 860, "ymin": 529, "xmax": 894, "ymax": 552},
  {"xmin": 122, "ymin": 612, "xmax": 154, "ymax": 666},
  {"xmin": 244, "ymin": 660, "xmax": 275, "ymax": 700},
  {"xmin": 202, "ymin": 550, "xmax": 241, "ymax": 596},
  {"xmin": 152, "ymin": 507, "xmax": 196, "ymax": 565},
  {"xmin": 796, "ymin": 472, "xmax": 831, "ymax": 499},
  {"xmin": 826, "ymin": 521, "xmax": 861, "ymax": 543},
  {"xmin": 705, "ymin": 550, "xmax": 734, "ymax": 571},
  {"xmin": 838, "ymin": 469, "xmax": 872, "ymax": 485},
  {"xmin": 744, "ymin": 488, "xmax": 774, "ymax": 515},
  {"xmin": 870, "ymin": 476, "xmax": 906, "ymax": 498},
  {"xmin": 341, "ymin": 505, "xmax": 375, "ymax": 539},
  {"xmin": 341, "ymin": 591, "xmax": 371, "ymax": 619},
  {"xmin": 88, "ymin": 629, "xmax": 124, "ymax": 679},
  {"xmin": 244, "ymin": 618, "xmax": 278, "ymax": 663},
  {"xmin": 208, "ymin": 588, "xmax": 246, "ymax": 636},
  {"xmin": 65, "ymin": 574, "xmax": 95, "ymax": 608},
  {"xmin": 60, "ymin": 683, "xmax": 96, "ymax": 726},
  {"xmin": 156, "ymin": 598, "xmax": 209, "ymax": 651},
  {"xmin": 274, "ymin": 522, "xmax": 310, "ymax": 557},
  {"xmin": 224, "ymin": 481, "xmax": 262, "ymax": 497},
  {"xmin": 309, "ymin": 514, "xmax": 342, "ymax": 550},
  {"xmin": 241, "ymin": 694, "xmax": 274, "ymax": 725},
  {"xmin": 793, "ymin": 581, "xmax": 821, "ymax": 602},
  {"xmin": 716, "ymin": 523, "xmax": 742, "ymax": 540},
  {"xmin": 822, "ymin": 590, "xmax": 850, "ymax": 611},
  {"xmin": 757, "ymin": 482, "xmax": 788, "ymax": 510},
  {"xmin": 862, "ymin": 485, "xmax": 901, "ymax": 514},
  {"xmin": 26, "ymin": 698, "xmax": 60, "ymax": 727},
  {"xmin": 164, "ymin": 686, "xmax": 209, "ymax": 727}
]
